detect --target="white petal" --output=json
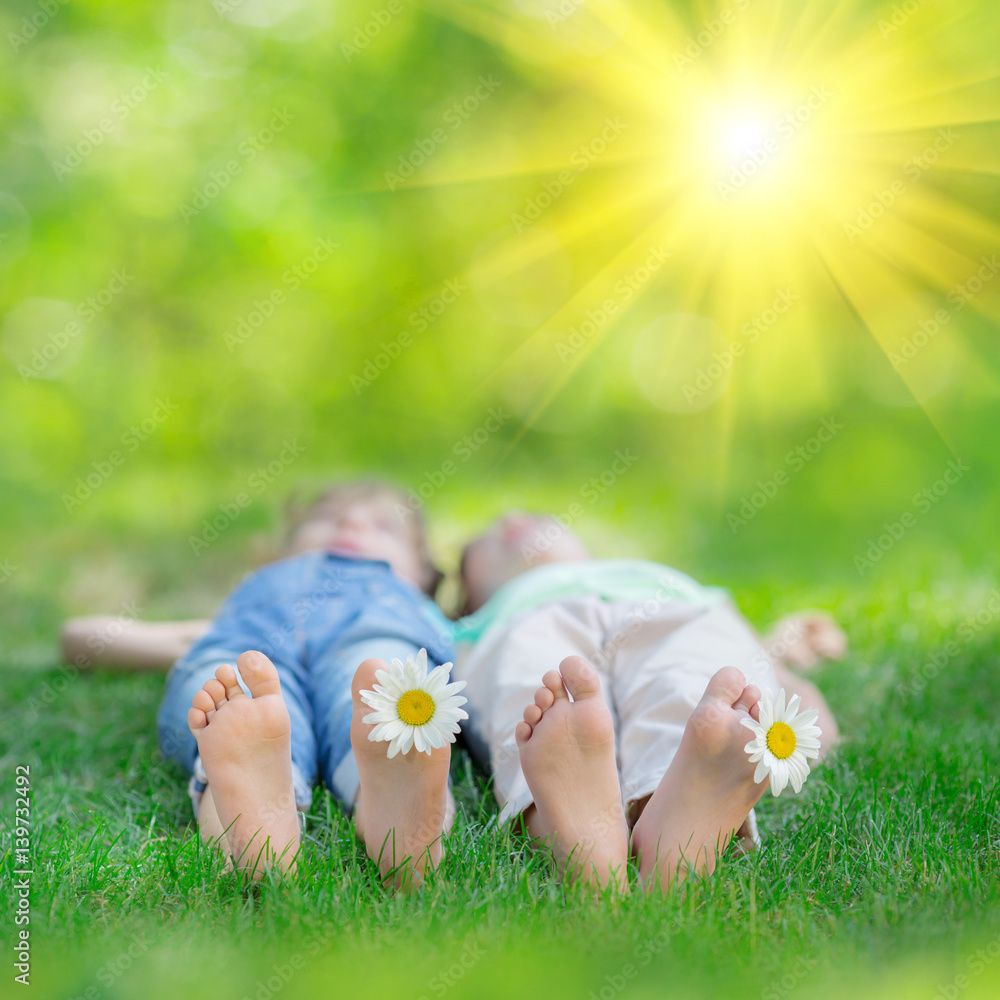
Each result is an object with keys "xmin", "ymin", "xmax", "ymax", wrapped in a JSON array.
[
  {"xmin": 770, "ymin": 759, "xmax": 789, "ymax": 796},
  {"xmin": 792, "ymin": 708, "xmax": 820, "ymax": 729},
  {"xmin": 791, "ymin": 756, "xmax": 811, "ymax": 790},
  {"xmin": 774, "ymin": 688, "xmax": 786, "ymax": 721},
  {"xmin": 423, "ymin": 725, "xmax": 447, "ymax": 749},
  {"xmin": 784, "ymin": 693, "xmax": 801, "ymax": 722},
  {"xmin": 740, "ymin": 717, "xmax": 760, "ymax": 734},
  {"xmin": 379, "ymin": 719, "xmax": 408, "ymax": 740},
  {"xmin": 397, "ymin": 730, "xmax": 415, "ymax": 756},
  {"xmin": 758, "ymin": 691, "xmax": 774, "ymax": 731}
]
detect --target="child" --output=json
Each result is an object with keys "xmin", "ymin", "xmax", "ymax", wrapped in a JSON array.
[
  {"xmin": 62, "ymin": 499, "xmax": 843, "ymax": 889},
  {"xmin": 156, "ymin": 480, "xmax": 457, "ymax": 887},
  {"xmin": 453, "ymin": 511, "xmax": 842, "ymax": 892}
]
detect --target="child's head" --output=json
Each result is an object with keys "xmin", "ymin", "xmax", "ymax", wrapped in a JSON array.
[
  {"xmin": 284, "ymin": 480, "xmax": 443, "ymax": 596},
  {"xmin": 459, "ymin": 511, "xmax": 591, "ymax": 613}
]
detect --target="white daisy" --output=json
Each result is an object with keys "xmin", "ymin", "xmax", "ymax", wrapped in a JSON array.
[
  {"xmin": 740, "ymin": 688, "xmax": 822, "ymax": 796},
  {"xmin": 359, "ymin": 648, "xmax": 468, "ymax": 758}
]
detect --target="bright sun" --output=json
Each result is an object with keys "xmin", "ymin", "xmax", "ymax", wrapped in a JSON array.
[{"xmin": 415, "ymin": 0, "xmax": 999, "ymax": 450}]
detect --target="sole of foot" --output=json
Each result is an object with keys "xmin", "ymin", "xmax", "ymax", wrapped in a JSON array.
[
  {"xmin": 515, "ymin": 655, "xmax": 629, "ymax": 893},
  {"xmin": 187, "ymin": 650, "xmax": 300, "ymax": 879},
  {"xmin": 350, "ymin": 658, "xmax": 454, "ymax": 892},
  {"xmin": 631, "ymin": 665, "xmax": 767, "ymax": 890}
]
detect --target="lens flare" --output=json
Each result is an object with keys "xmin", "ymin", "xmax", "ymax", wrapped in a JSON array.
[{"xmin": 414, "ymin": 0, "xmax": 999, "ymax": 457}]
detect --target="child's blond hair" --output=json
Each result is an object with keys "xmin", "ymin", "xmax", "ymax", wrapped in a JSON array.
[{"xmin": 284, "ymin": 479, "xmax": 444, "ymax": 596}]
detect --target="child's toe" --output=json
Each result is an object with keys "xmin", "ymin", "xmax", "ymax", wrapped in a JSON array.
[
  {"xmin": 215, "ymin": 663, "xmax": 244, "ymax": 699},
  {"xmin": 192, "ymin": 689, "xmax": 216, "ymax": 715},
  {"xmin": 203, "ymin": 677, "xmax": 227, "ymax": 710},
  {"xmin": 542, "ymin": 670, "xmax": 568, "ymax": 700},
  {"xmin": 534, "ymin": 686, "xmax": 555, "ymax": 711}
]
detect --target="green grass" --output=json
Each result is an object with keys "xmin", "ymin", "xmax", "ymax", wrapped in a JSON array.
[{"xmin": 3, "ymin": 578, "xmax": 1000, "ymax": 1000}]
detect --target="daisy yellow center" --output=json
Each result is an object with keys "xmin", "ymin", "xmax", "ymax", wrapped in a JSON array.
[
  {"xmin": 766, "ymin": 721, "xmax": 797, "ymax": 759},
  {"xmin": 397, "ymin": 689, "xmax": 435, "ymax": 726}
]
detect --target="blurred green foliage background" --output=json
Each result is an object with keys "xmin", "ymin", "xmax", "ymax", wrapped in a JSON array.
[
  {"xmin": 0, "ymin": 0, "xmax": 997, "ymax": 646},
  {"xmin": 1, "ymin": 4, "xmax": 999, "ymax": 999}
]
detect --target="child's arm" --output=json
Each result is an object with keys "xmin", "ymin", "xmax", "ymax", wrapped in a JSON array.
[{"xmin": 60, "ymin": 616, "xmax": 210, "ymax": 671}]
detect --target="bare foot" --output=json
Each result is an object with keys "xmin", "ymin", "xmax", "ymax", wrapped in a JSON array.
[
  {"xmin": 351, "ymin": 658, "xmax": 454, "ymax": 892},
  {"xmin": 631, "ymin": 666, "xmax": 766, "ymax": 889},
  {"xmin": 515, "ymin": 655, "xmax": 629, "ymax": 892},
  {"xmin": 186, "ymin": 650, "xmax": 300, "ymax": 879},
  {"xmin": 764, "ymin": 611, "xmax": 847, "ymax": 670}
]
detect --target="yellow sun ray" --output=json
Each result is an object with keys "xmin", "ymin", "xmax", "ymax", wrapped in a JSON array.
[{"xmin": 402, "ymin": 0, "xmax": 1000, "ymax": 475}]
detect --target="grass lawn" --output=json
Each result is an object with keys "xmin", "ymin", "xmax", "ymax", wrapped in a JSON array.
[{"xmin": 3, "ymin": 576, "xmax": 999, "ymax": 1000}]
